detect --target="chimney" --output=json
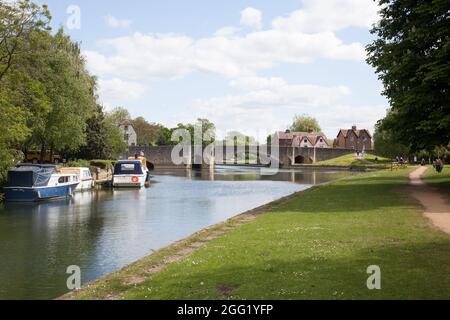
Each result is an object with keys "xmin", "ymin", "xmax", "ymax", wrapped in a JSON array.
[{"xmin": 352, "ymin": 125, "xmax": 357, "ymax": 131}]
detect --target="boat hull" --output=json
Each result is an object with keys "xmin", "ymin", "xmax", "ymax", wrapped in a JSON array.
[
  {"xmin": 4, "ymin": 183, "xmax": 79, "ymax": 202},
  {"xmin": 75, "ymin": 179, "xmax": 94, "ymax": 192},
  {"xmin": 113, "ymin": 174, "xmax": 147, "ymax": 188}
]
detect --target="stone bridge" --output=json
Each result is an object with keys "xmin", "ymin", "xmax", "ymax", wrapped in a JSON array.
[{"xmin": 123, "ymin": 145, "xmax": 368, "ymax": 169}]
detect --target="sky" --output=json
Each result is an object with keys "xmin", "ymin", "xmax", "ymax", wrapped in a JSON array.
[{"xmin": 38, "ymin": 0, "xmax": 387, "ymax": 141}]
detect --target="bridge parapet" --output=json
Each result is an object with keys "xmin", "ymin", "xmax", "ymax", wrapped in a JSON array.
[{"xmin": 122, "ymin": 145, "xmax": 372, "ymax": 169}]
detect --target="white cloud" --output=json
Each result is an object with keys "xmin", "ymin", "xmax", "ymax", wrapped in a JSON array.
[
  {"xmin": 97, "ymin": 78, "xmax": 146, "ymax": 103},
  {"xmin": 83, "ymin": 2, "xmax": 383, "ymax": 135},
  {"xmin": 214, "ymin": 26, "xmax": 240, "ymax": 37},
  {"xmin": 272, "ymin": 0, "xmax": 379, "ymax": 33},
  {"xmin": 185, "ymin": 76, "xmax": 355, "ymax": 137},
  {"xmin": 105, "ymin": 14, "xmax": 133, "ymax": 29},
  {"xmin": 240, "ymin": 7, "xmax": 262, "ymax": 30},
  {"xmin": 83, "ymin": 30, "xmax": 366, "ymax": 81},
  {"xmin": 84, "ymin": 2, "xmax": 376, "ymax": 81}
]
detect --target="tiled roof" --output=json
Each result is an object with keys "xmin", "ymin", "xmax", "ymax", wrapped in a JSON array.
[
  {"xmin": 277, "ymin": 131, "xmax": 329, "ymax": 146},
  {"xmin": 120, "ymin": 119, "xmax": 133, "ymax": 126},
  {"xmin": 338, "ymin": 128, "xmax": 372, "ymax": 139}
]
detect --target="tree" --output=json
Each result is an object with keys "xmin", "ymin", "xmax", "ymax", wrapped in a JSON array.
[
  {"xmin": 0, "ymin": 0, "xmax": 51, "ymax": 81},
  {"xmin": 107, "ymin": 107, "xmax": 131, "ymax": 126},
  {"xmin": 373, "ymin": 121, "xmax": 410, "ymax": 158},
  {"xmin": 74, "ymin": 105, "xmax": 111, "ymax": 160},
  {"xmin": 367, "ymin": 0, "xmax": 450, "ymax": 152},
  {"xmin": 21, "ymin": 29, "xmax": 97, "ymax": 162},
  {"xmin": 0, "ymin": 0, "xmax": 51, "ymax": 178},
  {"xmin": 290, "ymin": 115, "xmax": 322, "ymax": 132},
  {"xmin": 104, "ymin": 112, "xmax": 128, "ymax": 156},
  {"xmin": 173, "ymin": 118, "xmax": 216, "ymax": 145},
  {"xmin": 224, "ymin": 131, "xmax": 257, "ymax": 146},
  {"xmin": 132, "ymin": 117, "xmax": 163, "ymax": 146}
]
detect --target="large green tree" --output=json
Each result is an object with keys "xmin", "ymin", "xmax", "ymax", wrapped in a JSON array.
[
  {"xmin": 290, "ymin": 115, "xmax": 322, "ymax": 133},
  {"xmin": 132, "ymin": 117, "xmax": 164, "ymax": 146},
  {"xmin": 373, "ymin": 121, "xmax": 410, "ymax": 158},
  {"xmin": 19, "ymin": 29, "xmax": 97, "ymax": 161},
  {"xmin": 367, "ymin": 0, "xmax": 450, "ymax": 152},
  {"xmin": 0, "ymin": 0, "xmax": 51, "ymax": 179},
  {"xmin": 0, "ymin": 0, "xmax": 51, "ymax": 80}
]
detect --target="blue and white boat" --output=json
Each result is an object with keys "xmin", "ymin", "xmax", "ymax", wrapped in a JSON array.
[
  {"xmin": 113, "ymin": 159, "xmax": 149, "ymax": 188},
  {"xmin": 4, "ymin": 164, "xmax": 79, "ymax": 202}
]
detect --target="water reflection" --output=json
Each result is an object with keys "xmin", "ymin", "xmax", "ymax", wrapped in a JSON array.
[{"xmin": 0, "ymin": 167, "xmax": 355, "ymax": 300}]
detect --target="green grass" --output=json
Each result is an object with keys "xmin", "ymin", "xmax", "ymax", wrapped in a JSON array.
[
  {"xmin": 70, "ymin": 168, "xmax": 450, "ymax": 300},
  {"xmin": 311, "ymin": 153, "xmax": 391, "ymax": 169},
  {"xmin": 424, "ymin": 166, "xmax": 450, "ymax": 199}
]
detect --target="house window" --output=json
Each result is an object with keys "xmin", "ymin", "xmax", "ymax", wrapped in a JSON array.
[
  {"xmin": 320, "ymin": 139, "xmax": 323, "ymax": 143},
  {"xmin": 124, "ymin": 134, "xmax": 129, "ymax": 141},
  {"xmin": 124, "ymin": 126, "xmax": 129, "ymax": 131},
  {"xmin": 304, "ymin": 139, "xmax": 308, "ymax": 143}
]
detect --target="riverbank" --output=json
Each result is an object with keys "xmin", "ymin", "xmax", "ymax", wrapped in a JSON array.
[
  {"xmin": 300, "ymin": 153, "xmax": 391, "ymax": 170},
  {"xmin": 64, "ymin": 167, "xmax": 450, "ymax": 300}
]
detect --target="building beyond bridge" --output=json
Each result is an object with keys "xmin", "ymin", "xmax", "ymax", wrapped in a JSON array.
[{"xmin": 333, "ymin": 125, "xmax": 372, "ymax": 150}]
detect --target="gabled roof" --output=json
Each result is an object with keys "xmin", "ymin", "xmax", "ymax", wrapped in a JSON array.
[
  {"xmin": 281, "ymin": 131, "xmax": 329, "ymax": 147},
  {"xmin": 120, "ymin": 119, "xmax": 133, "ymax": 126},
  {"xmin": 337, "ymin": 128, "xmax": 372, "ymax": 139}
]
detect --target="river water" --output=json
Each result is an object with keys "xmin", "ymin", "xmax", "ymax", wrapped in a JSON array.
[{"xmin": 0, "ymin": 166, "xmax": 355, "ymax": 300}]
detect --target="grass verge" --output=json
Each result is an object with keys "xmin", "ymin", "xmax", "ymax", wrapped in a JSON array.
[
  {"xmin": 307, "ymin": 153, "xmax": 391, "ymax": 169},
  {"xmin": 66, "ymin": 168, "xmax": 450, "ymax": 300}
]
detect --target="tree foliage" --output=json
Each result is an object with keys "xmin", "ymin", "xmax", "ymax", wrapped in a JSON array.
[
  {"xmin": 132, "ymin": 117, "xmax": 165, "ymax": 146},
  {"xmin": 0, "ymin": 0, "xmax": 51, "ymax": 80},
  {"xmin": 367, "ymin": 0, "xmax": 450, "ymax": 152},
  {"xmin": 290, "ymin": 115, "xmax": 322, "ymax": 133},
  {"xmin": 0, "ymin": 0, "xmax": 99, "ymax": 183},
  {"xmin": 373, "ymin": 121, "xmax": 410, "ymax": 158}
]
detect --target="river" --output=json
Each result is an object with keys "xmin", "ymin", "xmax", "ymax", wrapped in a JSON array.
[{"xmin": 0, "ymin": 166, "xmax": 355, "ymax": 300}]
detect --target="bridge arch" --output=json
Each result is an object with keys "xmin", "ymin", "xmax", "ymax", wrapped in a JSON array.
[{"xmin": 294, "ymin": 155, "xmax": 305, "ymax": 164}]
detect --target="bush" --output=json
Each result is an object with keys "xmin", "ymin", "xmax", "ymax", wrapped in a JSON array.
[
  {"xmin": 65, "ymin": 160, "xmax": 91, "ymax": 168},
  {"xmin": 89, "ymin": 160, "xmax": 116, "ymax": 171}
]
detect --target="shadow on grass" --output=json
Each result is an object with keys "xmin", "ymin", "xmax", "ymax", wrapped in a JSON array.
[{"xmin": 126, "ymin": 239, "xmax": 450, "ymax": 300}]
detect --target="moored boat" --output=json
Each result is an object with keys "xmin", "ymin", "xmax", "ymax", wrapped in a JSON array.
[
  {"xmin": 58, "ymin": 167, "xmax": 94, "ymax": 192},
  {"xmin": 113, "ymin": 159, "xmax": 149, "ymax": 188},
  {"xmin": 4, "ymin": 164, "xmax": 79, "ymax": 202}
]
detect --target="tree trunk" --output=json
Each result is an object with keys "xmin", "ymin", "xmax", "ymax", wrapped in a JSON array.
[{"xmin": 40, "ymin": 144, "xmax": 46, "ymax": 164}]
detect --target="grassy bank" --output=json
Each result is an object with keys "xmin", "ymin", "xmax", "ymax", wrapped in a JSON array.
[
  {"xmin": 308, "ymin": 153, "xmax": 391, "ymax": 169},
  {"xmin": 67, "ymin": 167, "xmax": 450, "ymax": 300}
]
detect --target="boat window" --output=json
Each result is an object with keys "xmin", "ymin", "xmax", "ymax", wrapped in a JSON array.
[
  {"xmin": 83, "ymin": 170, "xmax": 91, "ymax": 178},
  {"xmin": 58, "ymin": 176, "xmax": 69, "ymax": 183},
  {"xmin": 121, "ymin": 164, "xmax": 136, "ymax": 171},
  {"xmin": 114, "ymin": 162, "xmax": 143, "ymax": 175}
]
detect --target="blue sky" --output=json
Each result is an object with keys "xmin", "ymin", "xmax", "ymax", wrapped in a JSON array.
[{"xmin": 42, "ymin": 0, "xmax": 387, "ymax": 141}]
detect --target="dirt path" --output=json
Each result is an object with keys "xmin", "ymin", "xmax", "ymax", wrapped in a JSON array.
[{"xmin": 409, "ymin": 167, "xmax": 450, "ymax": 235}]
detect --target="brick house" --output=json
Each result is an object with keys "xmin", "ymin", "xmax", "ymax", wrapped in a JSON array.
[
  {"xmin": 275, "ymin": 131, "xmax": 330, "ymax": 148},
  {"xmin": 333, "ymin": 126, "xmax": 372, "ymax": 150},
  {"xmin": 119, "ymin": 120, "xmax": 137, "ymax": 147}
]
